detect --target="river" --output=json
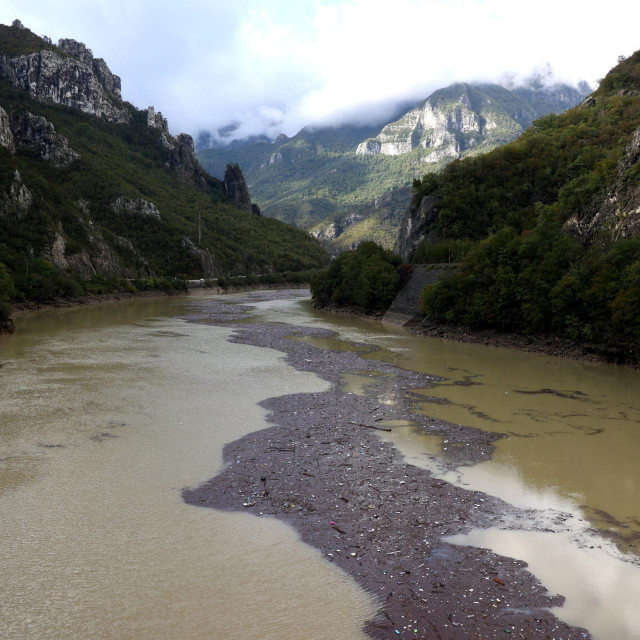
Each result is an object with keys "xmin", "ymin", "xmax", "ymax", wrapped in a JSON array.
[{"xmin": 1, "ymin": 292, "xmax": 639, "ymax": 639}]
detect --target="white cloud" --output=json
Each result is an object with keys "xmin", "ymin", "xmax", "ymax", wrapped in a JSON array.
[{"xmin": 1, "ymin": 0, "xmax": 639, "ymax": 140}]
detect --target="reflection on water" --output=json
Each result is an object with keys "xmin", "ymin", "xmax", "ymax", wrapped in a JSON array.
[
  {"xmin": 249, "ymin": 297, "xmax": 640, "ymax": 640},
  {"xmin": 0, "ymin": 296, "xmax": 374, "ymax": 640},
  {"xmin": 252, "ymin": 298, "xmax": 640, "ymax": 550},
  {"xmin": 446, "ymin": 528, "xmax": 640, "ymax": 640}
]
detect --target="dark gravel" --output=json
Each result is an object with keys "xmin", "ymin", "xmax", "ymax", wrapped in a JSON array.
[{"xmin": 183, "ymin": 291, "xmax": 591, "ymax": 640}]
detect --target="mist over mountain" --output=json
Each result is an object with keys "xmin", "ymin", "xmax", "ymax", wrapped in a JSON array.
[
  {"xmin": 197, "ymin": 80, "xmax": 589, "ymax": 252},
  {"xmin": 2, "ymin": 0, "xmax": 635, "ymax": 144}
]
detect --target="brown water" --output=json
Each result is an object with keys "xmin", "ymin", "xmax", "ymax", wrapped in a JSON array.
[
  {"xmin": 0, "ymin": 297, "xmax": 375, "ymax": 640},
  {"xmin": 249, "ymin": 297, "xmax": 640, "ymax": 640},
  {"xmin": 3, "ymin": 293, "xmax": 640, "ymax": 640}
]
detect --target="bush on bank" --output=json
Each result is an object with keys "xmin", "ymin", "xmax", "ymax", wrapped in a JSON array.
[{"xmin": 311, "ymin": 242, "xmax": 402, "ymax": 311}]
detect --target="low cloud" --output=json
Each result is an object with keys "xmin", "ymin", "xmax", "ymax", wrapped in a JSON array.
[{"xmin": 1, "ymin": 0, "xmax": 638, "ymax": 142}]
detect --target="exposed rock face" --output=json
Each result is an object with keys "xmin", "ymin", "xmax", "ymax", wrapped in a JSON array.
[
  {"xmin": 223, "ymin": 164, "xmax": 253, "ymax": 213},
  {"xmin": 251, "ymin": 203, "xmax": 262, "ymax": 217},
  {"xmin": 0, "ymin": 170, "xmax": 32, "ymax": 220},
  {"xmin": 311, "ymin": 212, "xmax": 364, "ymax": 243},
  {"xmin": 46, "ymin": 215, "xmax": 125, "ymax": 279},
  {"xmin": 146, "ymin": 106, "xmax": 174, "ymax": 148},
  {"xmin": 111, "ymin": 196, "xmax": 162, "ymax": 220},
  {"xmin": 356, "ymin": 82, "xmax": 589, "ymax": 163},
  {"xmin": 0, "ymin": 34, "xmax": 131, "ymax": 123},
  {"xmin": 311, "ymin": 221, "xmax": 339, "ymax": 241},
  {"xmin": 10, "ymin": 110, "xmax": 79, "ymax": 166},
  {"xmin": 0, "ymin": 106, "xmax": 15, "ymax": 153},
  {"xmin": 181, "ymin": 236, "xmax": 217, "ymax": 278},
  {"xmin": 565, "ymin": 126, "xmax": 640, "ymax": 241},
  {"xmin": 396, "ymin": 195, "xmax": 440, "ymax": 261}
]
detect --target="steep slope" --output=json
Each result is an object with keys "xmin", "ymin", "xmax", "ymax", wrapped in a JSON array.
[
  {"xmin": 198, "ymin": 83, "xmax": 587, "ymax": 252},
  {"xmin": 357, "ymin": 82, "xmax": 587, "ymax": 160},
  {"xmin": 400, "ymin": 50, "xmax": 640, "ymax": 357},
  {"xmin": 0, "ymin": 20, "xmax": 328, "ymax": 312}
]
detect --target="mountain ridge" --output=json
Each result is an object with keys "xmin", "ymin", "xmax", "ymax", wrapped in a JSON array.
[
  {"xmin": 0, "ymin": 19, "xmax": 328, "ymax": 321},
  {"xmin": 197, "ymin": 80, "xmax": 589, "ymax": 252}
]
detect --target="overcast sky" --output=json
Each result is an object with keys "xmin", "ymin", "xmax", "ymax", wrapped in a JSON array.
[{"xmin": 2, "ymin": 0, "xmax": 640, "ymax": 142}]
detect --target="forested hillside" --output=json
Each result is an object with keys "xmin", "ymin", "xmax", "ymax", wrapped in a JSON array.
[
  {"xmin": 198, "ymin": 82, "xmax": 587, "ymax": 252},
  {"xmin": 0, "ymin": 21, "xmax": 328, "ymax": 329},
  {"xmin": 404, "ymin": 51, "xmax": 640, "ymax": 358}
]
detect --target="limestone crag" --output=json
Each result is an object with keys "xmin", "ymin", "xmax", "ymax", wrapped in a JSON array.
[
  {"xmin": 356, "ymin": 82, "xmax": 589, "ymax": 164},
  {"xmin": 0, "ymin": 35, "xmax": 131, "ymax": 123},
  {"xmin": 223, "ymin": 164, "xmax": 261, "ymax": 215},
  {"xmin": 565, "ymin": 126, "xmax": 640, "ymax": 241},
  {"xmin": 396, "ymin": 195, "xmax": 440, "ymax": 261},
  {"xmin": 146, "ymin": 106, "xmax": 174, "ymax": 149},
  {"xmin": 111, "ymin": 196, "xmax": 162, "ymax": 220},
  {"xmin": 0, "ymin": 106, "xmax": 15, "ymax": 153},
  {"xmin": 10, "ymin": 110, "xmax": 79, "ymax": 166},
  {"xmin": 181, "ymin": 236, "xmax": 217, "ymax": 278},
  {"xmin": 0, "ymin": 170, "xmax": 32, "ymax": 220},
  {"xmin": 310, "ymin": 212, "xmax": 364, "ymax": 243}
]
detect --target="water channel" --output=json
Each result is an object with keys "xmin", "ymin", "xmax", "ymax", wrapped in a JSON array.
[{"xmin": 1, "ymin": 292, "xmax": 639, "ymax": 639}]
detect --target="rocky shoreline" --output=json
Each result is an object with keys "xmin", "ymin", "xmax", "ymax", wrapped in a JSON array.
[
  {"xmin": 413, "ymin": 320, "xmax": 638, "ymax": 368},
  {"xmin": 313, "ymin": 301, "xmax": 638, "ymax": 368},
  {"xmin": 7, "ymin": 282, "xmax": 308, "ymax": 323},
  {"xmin": 183, "ymin": 291, "xmax": 591, "ymax": 639}
]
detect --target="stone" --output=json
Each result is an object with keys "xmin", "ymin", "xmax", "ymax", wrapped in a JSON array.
[
  {"xmin": 356, "ymin": 82, "xmax": 589, "ymax": 163},
  {"xmin": 181, "ymin": 236, "xmax": 217, "ymax": 278},
  {"xmin": 223, "ymin": 164, "xmax": 253, "ymax": 213},
  {"xmin": 146, "ymin": 106, "xmax": 174, "ymax": 148},
  {"xmin": 565, "ymin": 126, "xmax": 640, "ymax": 241},
  {"xmin": 395, "ymin": 195, "xmax": 440, "ymax": 261},
  {"xmin": 10, "ymin": 110, "xmax": 80, "ymax": 166},
  {"xmin": 0, "ymin": 170, "xmax": 32, "ymax": 220},
  {"xmin": 111, "ymin": 196, "xmax": 162, "ymax": 220},
  {"xmin": 0, "ymin": 41, "xmax": 131, "ymax": 123},
  {"xmin": 0, "ymin": 106, "xmax": 15, "ymax": 153}
]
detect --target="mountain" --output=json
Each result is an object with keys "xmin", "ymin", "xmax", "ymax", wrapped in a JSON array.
[
  {"xmin": 197, "ymin": 82, "xmax": 588, "ymax": 252},
  {"xmin": 0, "ymin": 20, "xmax": 328, "ymax": 316},
  {"xmin": 397, "ymin": 50, "xmax": 640, "ymax": 357},
  {"xmin": 356, "ymin": 82, "xmax": 587, "ymax": 159}
]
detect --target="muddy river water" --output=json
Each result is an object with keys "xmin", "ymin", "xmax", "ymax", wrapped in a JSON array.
[{"xmin": 1, "ymin": 293, "xmax": 639, "ymax": 639}]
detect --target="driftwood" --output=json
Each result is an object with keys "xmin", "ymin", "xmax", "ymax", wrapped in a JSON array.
[{"xmin": 346, "ymin": 420, "xmax": 391, "ymax": 432}]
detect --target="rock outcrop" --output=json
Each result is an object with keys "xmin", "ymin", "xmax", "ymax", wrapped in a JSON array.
[
  {"xmin": 0, "ymin": 26, "xmax": 130, "ymax": 123},
  {"xmin": 356, "ymin": 82, "xmax": 589, "ymax": 164},
  {"xmin": 10, "ymin": 110, "xmax": 79, "ymax": 166},
  {"xmin": 310, "ymin": 212, "xmax": 364, "ymax": 243},
  {"xmin": 145, "ymin": 106, "xmax": 215, "ymax": 189},
  {"xmin": 111, "ymin": 196, "xmax": 162, "ymax": 220},
  {"xmin": 395, "ymin": 195, "xmax": 440, "ymax": 261},
  {"xmin": 565, "ymin": 126, "xmax": 640, "ymax": 241},
  {"xmin": 181, "ymin": 236, "xmax": 217, "ymax": 278},
  {"xmin": 0, "ymin": 170, "xmax": 32, "ymax": 220},
  {"xmin": 0, "ymin": 106, "xmax": 15, "ymax": 153},
  {"xmin": 223, "ymin": 163, "xmax": 261, "ymax": 214}
]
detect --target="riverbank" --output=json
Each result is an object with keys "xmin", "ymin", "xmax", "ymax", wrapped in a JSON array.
[
  {"xmin": 413, "ymin": 319, "xmax": 639, "ymax": 367},
  {"xmin": 314, "ymin": 301, "xmax": 639, "ymax": 367},
  {"xmin": 183, "ymin": 291, "xmax": 591, "ymax": 640},
  {"xmin": 8, "ymin": 282, "xmax": 308, "ymax": 321}
]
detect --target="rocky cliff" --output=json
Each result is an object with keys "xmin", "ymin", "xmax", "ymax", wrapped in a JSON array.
[
  {"xmin": 223, "ymin": 163, "xmax": 261, "ymax": 215},
  {"xmin": 0, "ymin": 31, "xmax": 130, "ymax": 124},
  {"xmin": 565, "ymin": 125, "xmax": 640, "ymax": 241},
  {"xmin": 396, "ymin": 195, "xmax": 440, "ymax": 261},
  {"xmin": 394, "ymin": 52, "xmax": 640, "ymax": 260},
  {"xmin": 357, "ymin": 83, "xmax": 589, "ymax": 162},
  {"xmin": 0, "ymin": 19, "xmax": 327, "ymax": 293},
  {"xmin": 199, "ymin": 83, "xmax": 587, "ymax": 253}
]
